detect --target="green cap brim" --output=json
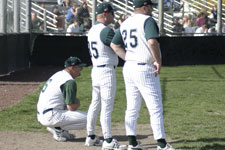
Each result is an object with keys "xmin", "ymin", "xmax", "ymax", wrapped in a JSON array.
[{"xmin": 77, "ymin": 63, "xmax": 87, "ymax": 67}]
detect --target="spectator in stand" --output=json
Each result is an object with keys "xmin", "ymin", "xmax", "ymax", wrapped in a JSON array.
[
  {"xmin": 79, "ymin": 18, "xmax": 91, "ymax": 35},
  {"xmin": 215, "ymin": 20, "xmax": 225, "ymax": 33},
  {"xmin": 58, "ymin": 0, "xmax": 71, "ymax": 10},
  {"xmin": 194, "ymin": 23, "xmax": 208, "ymax": 36},
  {"xmin": 181, "ymin": 14, "xmax": 197, "ymax": 35},
  {"xmin": 183, "ymin": 18, "xmax": 192, "ymax": 28},
  {"xmin": 66, "ymin": 19, "xmax": 81, "ymax": 36},
  {"xmin": 66, "ymin": 2, "xmax": 80, "ymax": 25},
  {"xmin": 164, "ymin": 0, "xmax": 172, "ymax": 9},
  {"xmin": 114, "ymin": 14, "xmax": 127, "ymax": 30},
  {"xmin": 183, "ymin": 18, "xmax": 194, "ymax": 36},
  {"xmin": 172, "ymin": 0, "xmax": 183, "ymax": 11},
  {"xmin": 171, "ymin": 17, "xmax": 184, "ymax": 35},
  {"xmin": 195, "ymin": 11, "xmax": 208, "ymax": 27},
  {"xmin": 222, "ymin": 21, "xmax": 225, "ymax": 33},
  {"xmin": 208, "ymin": 5, "xmax": 217, "ymax": 26},
  {"xmin": 77, "ymin": 2, "xmax": 90, "ymax": 24},
  {"xmin": 182, "ymin": 14, "xmax": 192, "ymax": 27},
  {"xmin": 208, "ymin": 25, "xmax": 217, "ymax": 35},
  {"xmin": 164, "ymin": 0, "xmax": 182, "ymax": 11},
  {"xmin": 52, "ymin": 6, "xmax": 65, "ymax": 28},
  {"xmin": 57, "ymin": 0, "xmax": 72, "ymax": 15},
  {"xmin": 38, "ymin": 3, "xmax": 46, "ymax": 18},
  {"xmin": 31, "ymin": 12, "xmax": 43, "ymax": 31},
  {"xmin": 52, "ymin": 5, "xmax": 62, "ymax": 16}
]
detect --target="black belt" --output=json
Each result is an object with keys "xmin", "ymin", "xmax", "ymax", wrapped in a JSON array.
[
  {"xmin": 97, "ymin": 65, "xmax": 116, "ymax": 69},
  {"xmin": 137, "ymin": 63, "xmax": 146, "ymax": 65},
  {"xmin": 97, "ymin": 65, "xmax": 106, "ymax": 67},
  {"xmin": 37, "ymin": 108, "xmax": 53, "ymax": 115}
]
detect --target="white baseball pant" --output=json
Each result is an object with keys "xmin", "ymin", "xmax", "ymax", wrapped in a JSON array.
[
  {"xmin": 87, "ymin": 65, "xmax": 116, "ymax": 139},
  {"xmin": 37, "ymin": 109, "xmax": 87, "ymax": 130},
  {"xmin": 123, "ymin": 61, "xmax": 166, "ymax": 140}
]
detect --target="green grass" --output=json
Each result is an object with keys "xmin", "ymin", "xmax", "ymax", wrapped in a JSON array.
[{"xmin": 0, "ymin": 65, "xmax": 225, "ymax": 150}]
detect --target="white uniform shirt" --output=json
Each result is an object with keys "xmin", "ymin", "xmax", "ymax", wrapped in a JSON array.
[
  {"xmin": 194, "ymin": 27, "xmax": 207, "ymax": 36},
  {"xmin": 88, "ymin": 23, "xmax": 118, "ymax": 66},
  {"xmin": 119, "ymin": 14, "xmax": 155, "ymax": 64},
  {"xmin": 37, "ymin": 70, "xmax": 73, "ymax": 113},
  {"xmin": 66, "ymin": 24, "xmax": 80, "ymax": 36}
]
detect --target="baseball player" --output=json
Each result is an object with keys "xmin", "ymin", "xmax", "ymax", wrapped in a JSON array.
[
  {"xmin": 111, "ymin": 0, "xmax": 177, "ymax": 150},
  {"xmin": 37, "ymin": 56, "xmax": 87, "ymax": 142},
  {"xmin": 85, "ymin": 2, "xmax": 125, "ymax": 150}
]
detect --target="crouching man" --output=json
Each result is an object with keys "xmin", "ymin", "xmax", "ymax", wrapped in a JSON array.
[{"xmin": 37, "ymin": 56, "xmax": 87, "ymax": 142}]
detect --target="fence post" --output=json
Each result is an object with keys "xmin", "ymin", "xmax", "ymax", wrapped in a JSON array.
[
  {"xmin": 43, "ymin": 9, "xmax": 47, "ymax": 32},
  {"xmin": 0, "ymin": 0, "xmax": 7, "ymax": 34},
  {"xmin": 158, "ymin": 0, "xmax": 164, "ymax": 36},
  {"xmin": 217, "ymin": 0, "xmax": 222, "ymax": 35},
  {"xmin": 25, "ymin": 0, "xmax": 31, "ymax": 33},
  {"xmin": 92, "ymin": 0, "xmax": 97, "ymax": 26},
  {"xmin": 14, "ymin": 0, "xmax": 20, "ymax": 33},
  {"xmin": 126, "ymin": 0, "xmax": 128, "ymax": 13}
]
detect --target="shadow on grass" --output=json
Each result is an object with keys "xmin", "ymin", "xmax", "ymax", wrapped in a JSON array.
[
  {"xmin": 74, "ymin": 134, "xmax": 152, "ymax": 142},
  {"xmin": 176, "ymin": 138, "xmax": 225, "ymax": 150},
  {"xmin": 161, "ymin": 77, "xmax": 167, "ymax": 104},
  {"xmin": 211, "ymin": 66, "xmax": 224, "ymax": 79},
  {"xmin": 199, "ymin": 143, "xmax": 225, "ymax": 150}
]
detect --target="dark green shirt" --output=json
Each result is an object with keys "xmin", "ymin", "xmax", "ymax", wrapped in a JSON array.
[
  {"xmin": 97, "ymin": 22, "xmax": 115, "ymax": 46},
  {"xmin": 60, "ymin": 79, "xmax": 77, "ymax": 105},
  {"xmin": 144, "ymin": 17, "xmax": 159, "ymax": 40}
]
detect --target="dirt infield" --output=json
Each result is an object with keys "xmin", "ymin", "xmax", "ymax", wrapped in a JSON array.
[
  {"xmin": 0, "ymin": 125, "xmax": 158, "ymax": 150},
  {"xmin": 0, "ymin": 66, "xmax": 62, "ymax": 110},
  {"xmin": 0, "ymin": 66, "xmax": 165, "ymax": 150}
]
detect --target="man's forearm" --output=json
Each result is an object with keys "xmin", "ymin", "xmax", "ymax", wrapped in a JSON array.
[
  {"xmin": 67, "ymin": 98, "xmax": 80, "ymax": 111},
  {"xmin": 110, "ymin": 43, "xmax": 126, "ymax": 60},
  {"xmin": 148, "ymin": 39, "xmax": 162, "ymax": 65}
]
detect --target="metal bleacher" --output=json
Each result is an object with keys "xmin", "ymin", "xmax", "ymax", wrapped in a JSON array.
[{"xmin": 28, "ymin": 0, "xmax": 225, "ymax": 36}]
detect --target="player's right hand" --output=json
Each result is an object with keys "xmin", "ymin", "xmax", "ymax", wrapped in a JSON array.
[{"xmin": 153, "ymin": 61, "xmax": 161, "ymax": 76}]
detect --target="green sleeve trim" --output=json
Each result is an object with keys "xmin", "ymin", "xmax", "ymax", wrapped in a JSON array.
[
  {"xmin": 144, "ymin": 17, "xmax": 159, "ymax": 40},
  {"xmin": 100, "ymin": 26, "xmax": 115, "ymax": 46},
  {"xmin": 111, "ymin": 28, "xmax": 124, "ymax": 45},
  {"xmin": 60, "ymin": 80, "xmax": 77, "ymax": 105}
]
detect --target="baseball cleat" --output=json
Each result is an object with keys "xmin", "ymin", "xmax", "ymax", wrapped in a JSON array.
[
  {"xmin": 157, "ymin": 143, "xmax": 178, "ymax": 150},
  {"xmin": 85, "ymin": 136, "xmax": 103, "ymax": 146},
  {"xmin": 47, "ymin": 127, "xmax": 75, "ymax": 140},
  {"xmin": 62, "ymin": 130, "xmax": 76, "ymax": 140},
  {"xmin": 102, "ymin": 138, "xmax": 127, "ymax": 150},
  {"xmin": 53, "ymin": 129, "xmax": 67, "ymax": 142},
  {"xmin": 46, "ymin": 127, "xmax": 67, "ymax": 142},
  {"xmin": 128, "ymin": 144, "xmax": 146, "ymax": 150}
]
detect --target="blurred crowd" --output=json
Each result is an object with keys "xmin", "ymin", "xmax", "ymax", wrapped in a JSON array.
[
  {"xmin": 31, "ymin": 0, "xmax": 91, "ymax": 36},
  {"xmin": 31, "ymin": 0, "xmax": 225, "ymax": 36},
  {"xmin": 171, "ymin": 4, "xmax": 225, "ymax": 36}
]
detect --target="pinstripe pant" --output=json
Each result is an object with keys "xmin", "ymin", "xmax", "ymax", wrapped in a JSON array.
[
  {"xmin": 87, "ymin": 65, "xmax": 116, "ymax": 139},
  {"xmin": 37, "ymin": 109, "xmax": 87, "ymax": 130},
  {"xmin": 123, "ymin": 61, "xmax": 166, "ymax": 140}
]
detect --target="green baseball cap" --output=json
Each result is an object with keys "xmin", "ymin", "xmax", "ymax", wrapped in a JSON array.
[
  {"xmin": 96, "ymin": 2, "xmax": 114, "ymax": 15},
  {"xmin": 133, "ymin": 0, "xmax": 157, "ymax": 8},
  {"xmin": 64, "ymin": 56, "xmax": 87, "ymax": 67}
]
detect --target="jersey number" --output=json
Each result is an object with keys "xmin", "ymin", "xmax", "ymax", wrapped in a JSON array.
[
  {"xmin": 122, "ymin": 29, "xmax": 138, "ymax": 48},
  {"xmin": 90, "ymin": 41, "xmax": 99, "ymax": 59},
  {"xmin": 41, "ymin": 79, "xmax": 52, "ymax": 93}
]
